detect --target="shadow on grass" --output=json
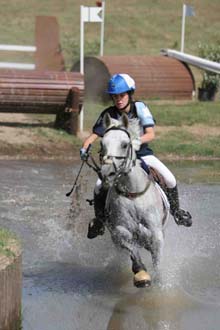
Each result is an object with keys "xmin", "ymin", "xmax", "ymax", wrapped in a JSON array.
[{"xmin": 0, "ymin": 121, "xmax": 54, "ymax": 128}]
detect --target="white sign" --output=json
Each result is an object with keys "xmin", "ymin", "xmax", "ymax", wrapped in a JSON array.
[
  {"xmin": 181, "ymin": 4, "xmax": 195, "ymax": 52},
  {"xmin": 185, "ymin": 5, "xmax": 195, "ymax": 17},
  {"xmin": 82, "ymin": 6, "xmax": 102, "ymax": 22},
  {"xmin": 80, "ymin": 3, "xmax": 105, "ymax": 132}
]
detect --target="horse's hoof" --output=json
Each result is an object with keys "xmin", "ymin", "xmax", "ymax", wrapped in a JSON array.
[
  {"xmin": 87, "ymin": 219, "xmax": 105, "ymax": 239},
  {"xmin": 133, "ymin": 270, "xmax": 151, "ymax": 288}
]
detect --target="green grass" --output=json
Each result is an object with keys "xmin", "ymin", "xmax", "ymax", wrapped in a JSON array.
[
  {"xmin": 83, "ymin": 100, "xmax": 220, "ymax": 127},
  {"xmin": 152, "ymin": 130, "xmax": 220, "ymax": 158},
  {"xmin": 83, "ymin": 101, "xmax": 108, "ymax": 130},
  {"xmin": 0, "ymin": 0, "xmax": 220, "ymax": 71},
  {"xmin": 0, "ymin": 228, "xmax": 17, "ymax": 258},
  {"xmin": 0, "ymin": 1, "xmax": 219, "ymax": 159},
  {"xmin": 147, "ymin": 101, "xmax": 220, "ymax": 126},
  {"xmin": 2, "ymin": 100, "xmax": 218, "ymax": 159},
  {"xmin": 83, "ymin": 100, "xmax": 220, "ymax": 159},
  {"xmin": 35, "ymin": 126, "xmax": 82, "ymax": 147}
]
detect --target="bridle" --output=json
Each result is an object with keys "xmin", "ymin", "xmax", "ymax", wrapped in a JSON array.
[
  {"xmin": 100, "ymin": 126, "xmax": 135, "ymax": 174},
  {"xmin": 100, "ymin": 126, "xmax": 150, "ymax": 200}
]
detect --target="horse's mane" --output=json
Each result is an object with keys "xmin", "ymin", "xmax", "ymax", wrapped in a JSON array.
[
  {"xmin": 127, "ymin": 118, "xmax": 141, "ymax": 141},
  {"xmin": 104, "ymin": 114, "xmax": 141, "ymax": 151}
]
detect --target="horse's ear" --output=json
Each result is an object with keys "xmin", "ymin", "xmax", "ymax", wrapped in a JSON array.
[
  {"xmin": 121, "ymin": 113, "xmax": 129, "ymax": 129},
  {"xmin": 103, "ymin": 113, "xmax": 112, "ymax": 128}
]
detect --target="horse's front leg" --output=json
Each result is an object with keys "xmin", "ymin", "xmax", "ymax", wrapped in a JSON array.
[
  {"xmin": 111, "ymin": 225, "xmax": 151, "ymax": 287},
  {"xmin": 149, "ymin": 228, "xmax": 164, "ymax": 273},
  {"xmin": 130, "ymin": 248, "xmax": 151, "ymax": 287}
]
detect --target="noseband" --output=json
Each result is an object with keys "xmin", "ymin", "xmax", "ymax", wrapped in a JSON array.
[{"xmin": 100, "ymin": 126, "xmax": 135, "ymax": 171}]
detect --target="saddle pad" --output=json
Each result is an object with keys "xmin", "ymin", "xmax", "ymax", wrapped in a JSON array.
[{"xmin": 155, "ymin": 182, "xmax": 170, "ymax": 227}]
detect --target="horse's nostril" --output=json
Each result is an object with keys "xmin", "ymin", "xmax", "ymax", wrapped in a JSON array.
[{"xmin": 109, "ymin": 172, "xmax": 115, "ymax": 177}]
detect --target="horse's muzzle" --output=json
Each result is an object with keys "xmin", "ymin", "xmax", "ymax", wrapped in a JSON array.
[
  {"xmin": 102, "ymin": 155, "xmax": 113, "ymax": 165},
  {"xmin": 101, "ymin": 163, "xmax": 116, "ymax": 188}
]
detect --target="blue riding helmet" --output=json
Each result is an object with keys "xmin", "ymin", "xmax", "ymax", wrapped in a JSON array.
[{"xmin": 107, "ymin": 74, "xmax": 136, "ymax": 94}]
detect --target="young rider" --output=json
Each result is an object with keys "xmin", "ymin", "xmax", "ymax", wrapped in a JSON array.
[{"xmin": 80, "ymin": 73, "xmax": 192, "ymax": 238}]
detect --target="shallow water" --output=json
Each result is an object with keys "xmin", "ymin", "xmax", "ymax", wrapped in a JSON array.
[{"xmin": 0, "ymin": 160, "xmax": 220, "ymax": 330}]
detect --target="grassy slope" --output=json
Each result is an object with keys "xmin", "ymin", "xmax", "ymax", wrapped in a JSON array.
[
  {"xmin": 84, "ymin": 100, "xmax": 220, "ymax": 159},
  {"xmin": 1, "ymin": 0, "xmax": 220, "ymax": 70},
  {"xmin": 0, "ymin": 0, "xmax": 219, "ymax": 160}
]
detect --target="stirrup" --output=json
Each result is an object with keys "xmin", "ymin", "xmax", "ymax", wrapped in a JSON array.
[
  {"xmin": 174, "ymin": 209, "xmax": 192, "ymax": 227},
  {"xmin": 87, "ymin": 219, "xmax": 105, "ymax": 239}
]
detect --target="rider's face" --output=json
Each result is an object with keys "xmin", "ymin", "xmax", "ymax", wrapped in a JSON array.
[{"xmin": 112, "ymin": 93, "xmax": 130, "ymax": 111}]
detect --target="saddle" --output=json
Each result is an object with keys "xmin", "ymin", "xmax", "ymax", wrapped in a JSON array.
[
  {"xmin": 148, "ymin": 167, "xmax": 168, "ymax": 195},
  {"xmin": 148, "ymin": 167, "xmax": 170, "ymax": 226},
  {"xmin": 140, "ymin": 160, "xmax": 168, "ymax": 194}
]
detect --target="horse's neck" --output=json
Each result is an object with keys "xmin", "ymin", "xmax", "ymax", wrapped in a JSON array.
[{"xmin": 119, "ymin": 163, "xmax": 150, "ymax": 193}]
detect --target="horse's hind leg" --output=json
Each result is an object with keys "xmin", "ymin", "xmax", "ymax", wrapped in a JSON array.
[{"xmin": 111, "ymin": 225, "xmax": 151, "ymax": 287}]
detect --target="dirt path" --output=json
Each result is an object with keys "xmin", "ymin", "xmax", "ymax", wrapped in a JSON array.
[
  {"xmin": 0, "ymin": 113, "xmax": 81, "ymax": 159},
  {"xmin": 0, "ymin": 114, "xmax": 35, "ymax": 144}
]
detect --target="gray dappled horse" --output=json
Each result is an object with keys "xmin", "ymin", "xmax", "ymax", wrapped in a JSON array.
[{"xmin": 99, "ymin": 113, "xmax": 169, "ymax": 287}]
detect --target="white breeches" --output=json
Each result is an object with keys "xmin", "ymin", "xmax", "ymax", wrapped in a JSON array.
[{"xmin": 141, "ymin": 155, "xmax": 176, "ymax": 188}]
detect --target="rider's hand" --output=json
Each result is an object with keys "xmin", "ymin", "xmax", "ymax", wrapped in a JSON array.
[
  {"xmin": 80, "ymin": 147, "xmax": 88, "ymax": 161},
  {"xmin": 132, "ymin": 138, "xmax": 141, "ymax": 149}
]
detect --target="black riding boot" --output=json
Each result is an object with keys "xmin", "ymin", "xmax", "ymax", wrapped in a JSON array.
[
  {"xmin": 167, "ymin": 185, "xmax": 192, "ymax": 227},
  {"xmin": 87, "ymin": 190, "xmax": 106, "ymax": 239}
]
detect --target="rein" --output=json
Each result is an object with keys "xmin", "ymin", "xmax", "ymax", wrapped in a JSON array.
[
  {"xmin": 85, "ymin": 153, "xmax": 103, "ymax": 180},
  {"xmin": 102, "ymin": 125, "xmax": 150, "ymax": 200}
]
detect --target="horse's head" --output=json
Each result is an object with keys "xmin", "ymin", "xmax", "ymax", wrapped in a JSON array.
[{"xmin": 100, "ymin": 113, "xmax": 141, "ymax": 187}]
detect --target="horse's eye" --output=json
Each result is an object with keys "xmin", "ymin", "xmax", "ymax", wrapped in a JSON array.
[{"xmin": 121, "ymin": 142, "xmax": 128, "ymax": 149}]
